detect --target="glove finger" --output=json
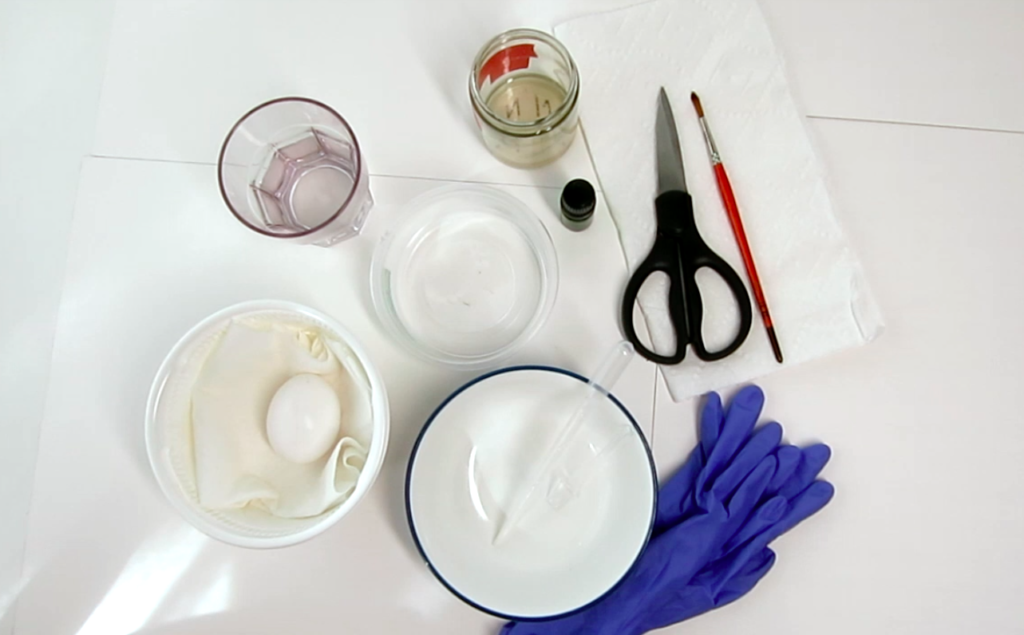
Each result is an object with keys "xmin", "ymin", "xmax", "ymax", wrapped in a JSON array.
[
  {"xmin": 699, "ymin": 392, "xmax": 724, "ymax": 459},
  {"xmin": 709, "ymin": 422, "xmax": 782, "ymax": 504},
  {"xmin": 655, "ymin": 447, "xmax": 704, "ymax": 532},
  {"xmin": 728, "ymin": 455, "xmax": 775, "ymax": 514},
  {"xmin": 718, "ymin": 455, "xmax": 776, "ymax": 545},
  {"xmin": 778, "ymin": 444, "xmax": 832, "ymax": 499},
  {"xmin": 696, "ymin": 386, "xmax": 763, "ymax": 495},
  {"xmin": 722, "ymin": 495, "xmax": 787, "ymax": 554},
  {"xmin": 718, "ymin": 480, "xmax": 835, "ymax": 583},
  {"xmin": 723, "ymin": 545, "xmax": 776, "ymax": 582},
  {"xmin": 654, "ymin": 393, "xmax": 725, "ymax": 530},
  {"xmin": 760, "ymin": 480, "xmax": 835, "ymax": 545},
  {"xmin": 766, "ymin": 445, "xmax": 801, "ymax": 496},
  {"xmin": 707, "ymin": 547, "xmax": 776, "ymax": 607}
]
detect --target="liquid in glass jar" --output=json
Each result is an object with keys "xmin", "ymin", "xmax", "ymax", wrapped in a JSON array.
[{"xmin": 470, "ymin": 30, "xmax": 580, "ymax": 169}]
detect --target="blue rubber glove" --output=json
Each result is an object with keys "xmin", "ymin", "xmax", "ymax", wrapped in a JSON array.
[
  {"xmin": 656, "ymin": 387, "xmax": 782, "ymax": 533},
  {"xmin": 636, "ymin": 445, "xmax": 834, "ymax": 633},
  {"xmin": 500, "ymin": 386, "xmax": 834, "ymax": 635},
  {"xmin": 636, "ymin": 387, "xmax": 834, "ymax": 632}
]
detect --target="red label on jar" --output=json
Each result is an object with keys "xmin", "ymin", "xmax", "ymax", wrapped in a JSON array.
[{"xmin": 478, "ymin": 44, "xmax": 537, "ymax": 87}]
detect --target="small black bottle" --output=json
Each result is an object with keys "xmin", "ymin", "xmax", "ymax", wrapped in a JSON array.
[{"xmin": 560, "ymin": 179, "xmax": 596, "ymax": 232}]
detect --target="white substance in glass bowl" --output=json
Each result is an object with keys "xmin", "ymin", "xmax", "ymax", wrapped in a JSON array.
[{"xmin": 371, "ymin": 185, "xmax": 557, "ymax": 369}]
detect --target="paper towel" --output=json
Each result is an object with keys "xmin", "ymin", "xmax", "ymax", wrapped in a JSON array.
[
  {"xmin": 191, "ymin": 317, "xmax": 371, "ymax": 518},
  {"xmin": 556, "ymin": 0, "xmax": 883, "ymax": 402}
]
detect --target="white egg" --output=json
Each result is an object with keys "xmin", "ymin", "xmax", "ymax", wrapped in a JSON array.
[{"xmin": 266, "ymin": 374, "xmax": 342, "ymax": 464}]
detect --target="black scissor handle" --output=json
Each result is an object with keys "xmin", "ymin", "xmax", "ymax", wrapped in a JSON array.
[
  {"xmin": 621, "ymin": 238, "xmax": 690, "ymax": 365},
  {"xmin": 621, "ymin": 191, "xmax": 753, "ymax": 364},
  {"xmin": 684, "ymin": 247, "xmax": 753, "ymax": 361}
]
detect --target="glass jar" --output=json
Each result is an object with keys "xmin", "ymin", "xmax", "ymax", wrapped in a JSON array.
[{"xmin": 469, "ymin": 29, "xmax": 580, "ymax": 169}]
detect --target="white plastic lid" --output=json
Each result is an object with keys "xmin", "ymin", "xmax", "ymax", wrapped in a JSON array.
[{"xmin": 371, "ymin": 185, "xmax": 558, "ymax": 368}]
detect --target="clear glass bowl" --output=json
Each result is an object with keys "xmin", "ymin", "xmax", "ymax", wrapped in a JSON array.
[{"xmin": 370, "ymin": 185, "xmax": 558, "ymax": 369}]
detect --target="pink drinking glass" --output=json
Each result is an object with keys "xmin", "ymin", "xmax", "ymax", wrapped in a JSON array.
[{"xmin": 218, "ymin": 97, "xmax": 372, "ymax": 246}]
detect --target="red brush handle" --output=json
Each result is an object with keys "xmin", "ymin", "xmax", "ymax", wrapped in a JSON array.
[{"xmin": 713, "ymin": 163, "xmax": 773, "ymax": 329}]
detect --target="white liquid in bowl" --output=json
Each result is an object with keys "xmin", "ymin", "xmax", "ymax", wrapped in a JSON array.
[{"xmin": 407, "ymin": 368, "xmax": 656, "ymax": 619}]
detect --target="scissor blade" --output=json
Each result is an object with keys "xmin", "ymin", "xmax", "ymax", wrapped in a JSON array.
[{"xmin": 656, "ymin": 87, "xmax": 687, "ymax": 195}]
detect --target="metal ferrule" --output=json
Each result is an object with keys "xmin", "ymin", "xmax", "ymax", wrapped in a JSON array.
[{"xmin": 698, "ymin": 117, "xmax": 721, "ymax": 165}]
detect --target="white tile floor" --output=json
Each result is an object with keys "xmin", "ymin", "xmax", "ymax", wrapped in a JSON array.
[
  {"xmin": 2, "ymin": 1, "xmax": 1023, "ymax": 633},
  {"xmin": 0, "ymin": 3, "xmax": 115, "ymax": 634},
  {"xmin": 760, "ymin": 0, "xmax": 1024, "ymax": 132}
]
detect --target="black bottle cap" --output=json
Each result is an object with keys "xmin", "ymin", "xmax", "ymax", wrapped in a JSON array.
[{"xmin": 560, "ymin": 179, "xmax": 596, "ymax": 222}]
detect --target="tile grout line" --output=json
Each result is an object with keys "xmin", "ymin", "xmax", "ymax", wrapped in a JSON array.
[
  {"xmin": 90, "ymin": 154, "xmax": 216, "ymax": 166},
  {"xmin": 90, "ymin": 112, "xmax": 1024, "ymax": 176},
  {"xmin": 649, "ymin": 365, "xmax": 659, "ymax": 456},
  {"xmin": 87, "ymin": 154, "xmax": 565, "ymax": 190},
  {"xmin": 806, "ymin": 115, "xmax": 1024, "ymax": 136},
  {"xmin": 369, "ymin": 172, "xmax": 564, "ymax": 190}
]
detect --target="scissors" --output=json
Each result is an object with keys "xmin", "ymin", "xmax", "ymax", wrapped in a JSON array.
[{"xmin": 621, "ymin": 88, "xmax": 752, "ymax": 365}]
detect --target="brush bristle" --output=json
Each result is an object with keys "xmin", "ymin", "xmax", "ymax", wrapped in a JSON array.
[{"xmin": 690, "ymin": 91, "xmax": 704, "ymax": 117}]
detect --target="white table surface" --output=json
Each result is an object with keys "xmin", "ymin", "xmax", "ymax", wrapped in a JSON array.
[{"xmin": 2, "ymin": 1, "xmax": 1024, "ymax": 634}]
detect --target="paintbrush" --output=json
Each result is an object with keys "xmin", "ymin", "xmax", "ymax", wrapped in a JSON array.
[{"xmin": 691, "ymin": 92, "xmax": 783, "ymax": 363}]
